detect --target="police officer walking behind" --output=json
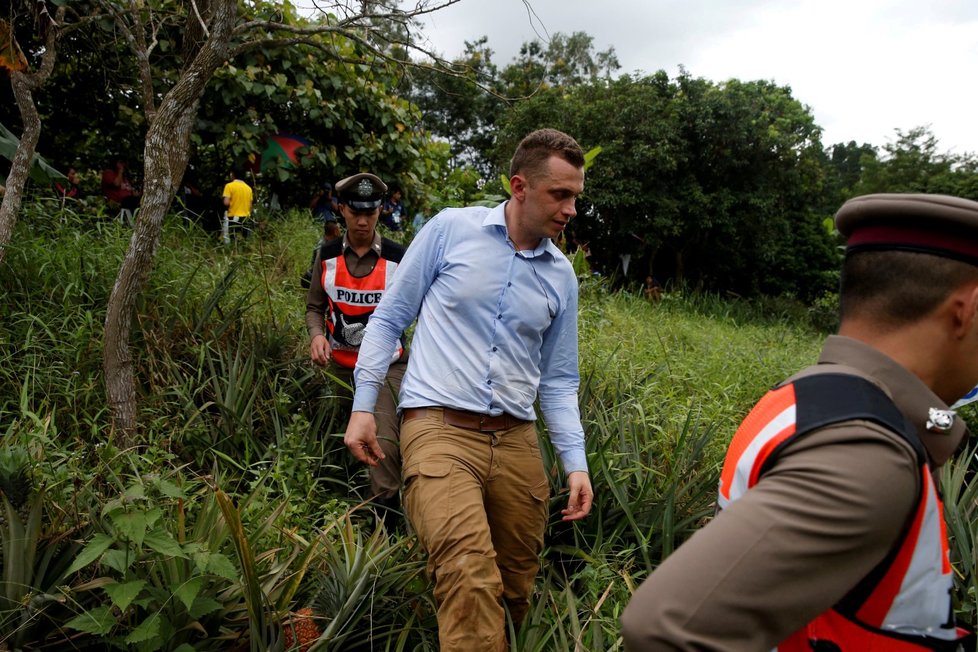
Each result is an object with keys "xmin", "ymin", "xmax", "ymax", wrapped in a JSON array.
[
  {"xmin": 344, "ymin": 129, "xmax": 594, "ymax": 650},
  {"xmin": 621, "ymin": 193, "xmax": 978, "ymax": 650},
  {"xmin": 306, "ymin": 172, "xmax": 407, "ymax": 517}
]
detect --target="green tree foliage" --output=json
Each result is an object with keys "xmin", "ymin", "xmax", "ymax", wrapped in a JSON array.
[
  {"xmin": 0, "ymin": 1, "xmax": 446, "ymax": 207},
  {"xmin": 499, "ymin": 31, "xmax": 620, "ymax": 97},
  {"xmin": 817, "ymin": 140, "xmax": 878, "ymax": 216},
  {"xmin": 401, "ymin": 37, "xmax": 505, "ymax": 174},
  {"xmin": 0, "ymin": 0, "xmax": 466, "ymax": 441},
  {"xmin": 856, "ymin": 126, "xmax": 978, "ymax": 199},
  {"xmin": 199, "ymin": 38, "xmax": 439, "ymax": 205},
  {"xmin": 497, "ymin": 70, "xmax": 836, "ymax": 300},
  {"xmin": 402, "ymin": 31, "xmax": 619, "ymax": 175}
]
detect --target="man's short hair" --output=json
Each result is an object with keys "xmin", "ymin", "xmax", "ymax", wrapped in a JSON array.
[
  {"xmin": 840, "ymin": 250, "xmax": 978, "ymax": 327},
  {"xmin": 509, "ymin": 128, "xmax": 585, "ymax": 180}
]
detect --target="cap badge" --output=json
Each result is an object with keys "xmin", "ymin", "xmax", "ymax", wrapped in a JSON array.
[
  {"xmin": 356, "ymin": 179, "xmax": 373, "ymax": 198},
  {"xmin": 926, "ymin": 407, "xmax": 956, "ymax": 433}
]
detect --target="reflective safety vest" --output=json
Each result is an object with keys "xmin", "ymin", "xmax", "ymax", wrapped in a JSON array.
[
  {"xmin": 718, "ymin": 373, "xmax": 973, "ymax": 652},
  {"xmin": 320, "ymin": 248, "xmax": 403, "ymax": 369}
]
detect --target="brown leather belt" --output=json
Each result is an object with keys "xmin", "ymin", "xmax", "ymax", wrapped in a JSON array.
[{"xmin": 401, "ymin": 407, "xmax": 531, "ymax": 432}]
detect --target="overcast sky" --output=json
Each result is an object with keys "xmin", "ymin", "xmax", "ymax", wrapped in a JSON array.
[{"xmin": 406, "ymin": 0, "xmax": 978, "ymax": 154}]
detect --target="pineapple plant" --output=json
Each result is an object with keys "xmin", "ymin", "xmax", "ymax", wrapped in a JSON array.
[
  {"xmin": 0, "ymin": 446, "xmax": 34, "ymax": 527},
  {"xmin": 283, "ymin": 608, "xmax": 322, "ymax": 651}
]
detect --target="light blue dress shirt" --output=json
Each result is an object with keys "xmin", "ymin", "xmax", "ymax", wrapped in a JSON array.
[{"xmin": 352, "ymin": 202, "xmax": 588, "ymax": 475}]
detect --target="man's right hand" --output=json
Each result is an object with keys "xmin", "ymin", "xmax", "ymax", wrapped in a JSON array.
[
  {"xmin": 344, "ymin": 411, "xmax": 383, "ymax": 466},
  {"xmin": 309, "ymin": 334, "xmax": 331, "ymax": 366}
]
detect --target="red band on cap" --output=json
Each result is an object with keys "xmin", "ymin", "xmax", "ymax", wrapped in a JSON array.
[{"xmin": 848, "ymin": 224, "xmax": 978, "ymax": 264}]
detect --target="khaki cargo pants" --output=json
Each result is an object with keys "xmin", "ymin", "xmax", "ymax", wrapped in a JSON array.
[{"xmin": 400, "ymin": 408, "xmax": 550, "ymax": 651}]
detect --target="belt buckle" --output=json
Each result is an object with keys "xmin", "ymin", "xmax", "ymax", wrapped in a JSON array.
[{"xmin": 479, "ymin": 414, "xmax": 488, "ymax": 430}]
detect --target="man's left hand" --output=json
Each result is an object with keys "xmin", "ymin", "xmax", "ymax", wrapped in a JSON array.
[{"xmin": 561, "ymin": 471, "xmax": 593, "ymax": 521}]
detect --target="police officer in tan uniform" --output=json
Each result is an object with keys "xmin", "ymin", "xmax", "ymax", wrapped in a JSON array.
[
  {"xmin": 305, "ymin": 172, "xmax": 407, "ymax": 520},
  {"xmin": 622, "ymin": 194, "xmax": 978, "ymax": 651}
]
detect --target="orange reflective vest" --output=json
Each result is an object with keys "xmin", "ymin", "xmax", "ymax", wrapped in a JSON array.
[
  {"xmin": 718, "ymin": 373, "xmax": 972, "ymax": 651},
  {"xmin": 319, "ymin": 243, "xmax": 404, "ymax": 369}
]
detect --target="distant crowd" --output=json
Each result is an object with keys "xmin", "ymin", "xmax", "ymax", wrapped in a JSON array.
[{"xmin": 43, "ymin": 158, "xmax": 420, "ymax": 242}]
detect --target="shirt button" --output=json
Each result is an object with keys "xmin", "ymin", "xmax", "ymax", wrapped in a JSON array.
[
  {"xmin": 497, "ymin": 314, "xmax": 502, "ymax": 319},
  {"xmin": 507, "ymin": 282, "xmax": 512, "ymax": 287},
  {"xmin": 487, "ymin": 379, "xmax": 492, "ymax": 385},
  {"xmin": 492, "ymin": 347, "xmax": 497, "ymax": 352}
]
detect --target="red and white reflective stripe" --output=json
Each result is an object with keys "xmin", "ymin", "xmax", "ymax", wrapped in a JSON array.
[
  {"xmin": 722, "ymin": 379, "xmax": 966, "ymax": 649},
  {"xmin": 868, "ymin": 469, "xmax": 957, "ymax": 640},
  {"xmin": 719, "ymin": 384, "xmax": 797, "ymax": 508}
]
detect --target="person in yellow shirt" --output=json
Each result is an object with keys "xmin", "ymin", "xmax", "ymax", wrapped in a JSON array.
[{"xmin": 222, "ymin": 168, "xmax": 253, "ymax": 244}]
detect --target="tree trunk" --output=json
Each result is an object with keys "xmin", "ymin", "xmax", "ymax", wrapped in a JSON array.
[
  {"xmin": 0, "ymin": 10, "xmax": 63, "ymax": 268},
  {"xmin": 0, "ymin": 72, "xmax": 41, "ymax": 268},
  {"xmin": 103, "ymin": 0, "xmax": 236, "ymax": 443},
  {"xmin": 674, "ymin": 248, "xmax": 685, "ymax": 287}
]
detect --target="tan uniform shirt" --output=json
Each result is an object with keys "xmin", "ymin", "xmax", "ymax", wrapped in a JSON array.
[
  {"xmin": 621, "ymin": 335, "xmax": 968, "ymax": 651},
  {"xmin": 304, "ymin": 232, "xmax": 382, "ymax": 340}
]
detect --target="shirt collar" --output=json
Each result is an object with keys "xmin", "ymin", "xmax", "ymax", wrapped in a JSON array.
[
  {"xmin": 483, "ymin": 201, "xmax": 561, "ymax": 260},
  {"xmin": 342, "ymin": 230, "xmax": 382, "ymax": 255},
  {"xmin": 818, "ymin": 335, "xmax": 968, "ymax": 466}
]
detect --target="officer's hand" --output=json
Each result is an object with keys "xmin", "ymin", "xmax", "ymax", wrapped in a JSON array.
[
  {"xmin": 561, "ymin": 471, "xmax": 593, "ymax": 522},
  {"xmin": 310, "ymin": 335, "xmax": 331, "ymax": 367},
  {"xmin": 344, "ymin": 411, "xmax": 383, "ymax": 467}
]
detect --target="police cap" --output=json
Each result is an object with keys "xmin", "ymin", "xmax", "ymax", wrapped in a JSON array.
[
  {"xmin": 836, "ymin": 193, "xmax": 978, "ymax": 266},
  {"xmin": 335, "ymin": 173, "xmax": 387, "ymax": 211}
]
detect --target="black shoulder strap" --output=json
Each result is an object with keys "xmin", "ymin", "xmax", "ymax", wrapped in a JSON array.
[
  {"xmin": 380, "ymin": 237, "xmax": 407, "ymax": 263},
  {"xmin": 760, "ymin": 373, "xmax": 925, "ymax": 481},
  {"xmin": 319, "ymin": 237, "xmax": 343, "ymax": 262},
  {"xmin": 768, "ymin": 373, "xmax": 929, "ymax": 619}
]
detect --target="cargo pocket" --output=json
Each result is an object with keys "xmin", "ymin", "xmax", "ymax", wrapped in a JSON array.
[{"xmin": 403, "ymin": 461, "xmax": 453, "ymax": 552}]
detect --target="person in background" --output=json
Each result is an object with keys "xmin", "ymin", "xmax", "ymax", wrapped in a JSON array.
[
  {"xmin": 305, "ymin": 173, "xmax": 407, "ymax": 520},
  {"xmin": 310, "ymin": 182, "xmax": 339, "ymax": 223},
  {"xmin": 101, "ymin": 158, "xmax": 140, "ymax": 210},
  {"xmin": 323, "ymin": 218, "xmax": 341, "ymax": 242},
  {"xmin": 221, "ymin": 167, "xmax": 253, "ymax": 244},
  {"xmin": 300, "ymin": 217, "xmax": 343, "ymax": 290},
  {"xmin": 643, "ymin": 275, "xmax": 662, "ymax": 302},
  {"xmin": 55, "ymin": 166, "xmax": 81, "ymax": 201},
  {"xmin": 343, "ymin": 128, "xmax": 593, "ymax": 650},
  {"xmin": 621, "ymin": 193, "xmax": 978, "ymax": 650},
  {"xmin": 380, "ymin": 186, "xmax": 404, "ymax": 231}
]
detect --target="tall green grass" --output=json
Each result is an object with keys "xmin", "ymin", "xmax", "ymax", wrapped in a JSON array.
[{"xmin": 7, "ymin": 202, "xmax": 973, "ymax": 650}]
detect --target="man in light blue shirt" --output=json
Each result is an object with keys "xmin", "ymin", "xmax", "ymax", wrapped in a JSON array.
[{"xmin": 345, "ymin": 129, "xmax": 593, "ymax": 650}]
